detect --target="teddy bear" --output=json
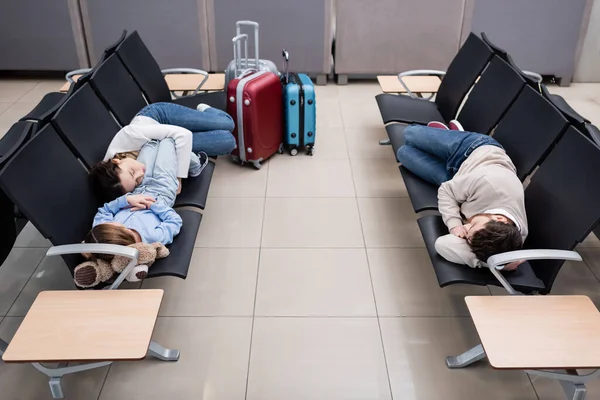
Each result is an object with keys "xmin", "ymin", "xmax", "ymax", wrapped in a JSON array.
[{"xmin": 74, "ymin": 242, "xmax": 169, "ymax": 288}]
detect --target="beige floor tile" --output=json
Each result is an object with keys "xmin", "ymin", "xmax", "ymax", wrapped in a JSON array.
[
  {"xmin": 528, "ymin": 372, "xmax": 600, "ymax": 400},
  {"xmin": 341, "ymin": 100, "xmax": 383, "ymax": 128},
  {"xmin": 267, "ymin": 158, "xmax": 355, "ymax": 197},
  {"xmin": 351, "ymin": 158, "xmax": 407, "ymax": 197},
  {"xmin": 17, "ymin": 80, "xmax": 65, "ymax": 103},
  {"xmin": 195, "ymin": 197, "xmax": 264, "ymax": 247},
  {"xmin": 247, "ymin": 317, "xmax": 391, "ymax": 400},
  {"xmin": 380, "ymin": 317, "xmax": 537, "ymax": 400},
  {"xmin": 262, "ymin": 198, "xmax": 364, "ymax": 248},
  {"xmin": 7, "ymin": 256, "xmax": 76, "ymax": 317},
  {"xmin": 563, "ymin": 99, "xmax": 600, "ymax": 126},
  {"xmin": 100, "ymin": 317, "xmax": 252, "ymax": 400},
  {"xmin": 0, "ymin": 102, "xmax": 37, "ymax": 127},
  {"xmin": 345, "ymin": 126, "xmax": 394, "ymax": 159},
  {"xmin": 0, "ymin": 248, "xmax": 46, "ymax": 316},
  {"xmin": 307, "ymin": 126, "xmax": 348, "ymax": 159},
  {"xmin": 316, "ymin": 99, "xmax": 343, "ymax": 128},
  {"xmin": 14, "ymin": 222, "xmax": 51, "ymax": 248},
  {"xmin": 546, "ymin": 83, "xmax": 600, "ymax": 103},
  {"xmin": 0, "ymin": 102, "xmax": 12, "ymax": 115},
  {"xmin": 255, "ymin": 249, "xmax": 376, "ymax": 316},
  {"xmin": 0, "ymin": 80, "xmax": 38, "ymax": 102},
  {"xmin": 368, "ymin": 249, "xmax": 489, "ymax": 317},
  {"xmin": 0, "ymin": 317, "xmax": 109, "ymax": 400},
  {"xmin": 142, "ymin": 248, "xmax": 259, "ymax": 316},
  {"xmin": 0, "ymin": 125, "xmax": 10, "ymax": 140},
  {"xmin": 358, "ymin": 198, "xmax": 424, "ymax": 248},
  {"xmin": 314, "ymin": 84, "xmax": 339, "ymax": 101},
  {"xmin": 580, "ymin": 247, "xmax": 600, "ymax": 280},
  {"xmin": 579, "ymin": 232, "xmax": 600, "ymax": 248},
  {"xmin": 208, "ymin": 157, "xmax": 268, "ymax": 197},
  {"xmin": 337, "ymin": 81, "xmax": 383, "ymax": 103}
]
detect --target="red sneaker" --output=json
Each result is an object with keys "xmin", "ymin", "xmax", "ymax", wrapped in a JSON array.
[
  {"xmin": 427, "ymin": 121, "xmax": 449, "ymax": 130},
  {"xmin": 449, "ymin": 120, "xmax": 464, "ymax": 131}
]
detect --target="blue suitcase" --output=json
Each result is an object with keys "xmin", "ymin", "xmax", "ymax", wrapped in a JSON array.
[{"xmin": 282, "ymin": 50, "xmax": 316, "ymax": 156}]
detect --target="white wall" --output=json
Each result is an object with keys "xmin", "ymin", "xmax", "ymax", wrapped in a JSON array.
[{"xmin": 574, "ymin": 0, "xmax": 600, "ymax": 82}]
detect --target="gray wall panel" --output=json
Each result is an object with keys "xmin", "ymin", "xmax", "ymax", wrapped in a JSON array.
[
  {"xmin": 210, "ymin": 0, "xmax": 331, "ymax": 73},
  {"xmin": 83, "ymin": 0, "xmax": 210, "ymax": 70},
  {"xmin": 0, "ymin": 0, "xmax": 83, "ymax": 70}
]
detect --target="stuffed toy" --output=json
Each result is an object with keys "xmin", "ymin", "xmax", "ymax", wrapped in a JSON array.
[{"xmin": 74, "ymin": 242, "xmax": 169, "ymax": 288}]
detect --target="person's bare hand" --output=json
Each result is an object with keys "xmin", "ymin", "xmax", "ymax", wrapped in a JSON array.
[
  {"xmin": 503, "ymin": 260, "xmax": 525, "ymax": 271},
  {"xmin": 127, "ymin": 194, "xmax": 155, "ymax": 211},
  {"xmin": 176, "ymin": 178, "xmax": 182, "ymax": 195},
  {"xmin": 451, "ymin": 225, "xmax": 468, "ymax": 239}
]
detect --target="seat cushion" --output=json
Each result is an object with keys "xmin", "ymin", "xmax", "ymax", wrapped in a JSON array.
[
  {"xmin": 173, "ymin": 161, "xmax": 215, "ymax": 210},
  {"xmin": 375, "ymin": 93, "xmax": 444, "ymax": 125},
  {"xmin": 172, "ymin": 91, "xmax": 227, "ymax": 111},
  {"xmin": 19, "ymin": 92, "xmax": 67, "ymax": 123},
  {"xmin": 386, "ymin": 123, "xmax": 407, "ymax": 161},
  {"xmin": 417, "ymin": 215, "xmax": 546, "ymax": 292},
  {"xmin": 149, "ymin": 209, "xmax": 202, "ymax": 279},
  {"xmin": 399, "ymin": 166, "xmax": 439, "ymax": 213}
]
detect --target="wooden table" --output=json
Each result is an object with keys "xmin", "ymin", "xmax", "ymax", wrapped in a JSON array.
[
  {"xmin": 466, "ymin": 295, "xmax": 600, "ymax": 370},
  {"xmin": 377, "ymin": 75, "xmax": 441, "ymax": 94},
  {"xmin": 59, "ymin": 73, "xmax": 225, "ymax": 93},
  {"xmin": 2, "ymin": 289, "xmax": 164, "ymax": 362}
]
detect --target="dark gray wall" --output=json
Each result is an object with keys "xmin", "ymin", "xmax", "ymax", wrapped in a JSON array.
[
  {"xmin": 470, "ymin": 0, "xmax": 588, "ymax": 82},
  {"xmin": 210, "ymin": 0, "xmax": 329, "ymax": 73},
  {"xmin": 83, "ymin": 0, "xmax": 209, "ymax": 69},
  {"xmin": 0, "ymin": 0, "xmax": 83, "ymax": 70}
]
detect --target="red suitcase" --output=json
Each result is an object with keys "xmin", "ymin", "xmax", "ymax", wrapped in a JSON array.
[{"xmin": 227, "ymin": 70, "xmax": 283, "ymax": 169}]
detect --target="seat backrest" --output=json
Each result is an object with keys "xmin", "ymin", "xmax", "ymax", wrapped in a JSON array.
[
  {"xmin": 435, "ymin": 33, "xmax": 493, "ymax": 122},
  {"xmin": 51, "ymin": 83, "xmax": 121, "ymax": 168},
  {"xmin": 524, "ymin": 127, "xmax": 600, "ymax": 292},
  {"xmin": 115, "ymin": 31, "xmax": 171, "ymax": 104},
  {"xmin": 0, "ymin": 124, "xmax": 98, "ymax": 272},
  {"xmin": 492, "ymin": 85, "xmax": 569, "ymax": 180},
  {"xmin": 458, "ymin": 56, "xmax": 526, "ymax": 134},
  {"xmin": 88, "ymin": 53, "xmax": 148, "ymax": 126},
  {"xmin": 0, "ymin": 121, "xmax": 35, "ymax": 167}
]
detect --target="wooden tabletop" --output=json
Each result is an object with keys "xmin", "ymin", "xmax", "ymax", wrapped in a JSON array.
[
  {"xmin": 2, "ymin": 289, "xmax": 163, "ymax": 363},
  {"xmin": 377, "ymin": 75, "xmax": 441, "ymax": 94},
  {"xmin": 466, "ymin": 295, "xmax": 600, "ymax": 370},
  {"xmin": 60, "ymin": 73, "xmax": 226, "ymax": 93}
]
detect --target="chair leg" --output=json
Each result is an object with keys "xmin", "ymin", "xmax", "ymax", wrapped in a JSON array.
[
  {"xmin": 316, "ymin": 74, "xmax": 327, "ymax": 86},
  {"xmin": 0, "ymin": 338, "xmax": 8, "ymax": 356},
  {"xmin": 446, "ymin": 344, "xmax": 486, "ymax": 369},
  {"xmin": 560, "ymin": 381, "xmax": 587, "ymax": 400},
  {"xmin": 147, "ymin": 341, "xmax": 180, "ymax": 361},
  {"xmin": 337, "ymin": 74, "xmax": 348, "ymax": 85},
  {"xmin": 49, "ymin": 377, "xmax": 64, "ymax": 399}
]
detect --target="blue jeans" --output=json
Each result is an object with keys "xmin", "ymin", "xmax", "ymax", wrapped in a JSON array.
[
  {"xmin": 132, "ymin": 139, "xmax": 179, "ymax": 207},
  {"xmin": 137, "ymin": 102, "xmax": 236, "ymax": 156},
  {"xmin": 396, "ymin": 125, "xmax": 503, "ymax": 186}
]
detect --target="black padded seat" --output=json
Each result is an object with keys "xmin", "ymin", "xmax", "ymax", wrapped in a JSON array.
[
  {"xmin": 376, "ymin": 33, "xmax": 493, "ymax": 125},
  {"xmin": 400, "ymin": 166, "xmax": 439, "ymax": 213},
  {"xmin": 386, "ymin": 123, "xmax": 408, "ymax": 161},
  {"xmin": 19, "ymin": 92, "xmax": 67, "ymax": 123},
  {"xmin": 148, "ymin": 209, "xmax": 201, "ymax": 279},
  {"xmin": 173, "ymin": 161, "xmax": 215, "ymax": 210},
  {"xmin": 586, "ymin": 124, "xmax": 600, "ymax": 147},
  {"xmin": 417, "ymin": 215, "xmax": 545, "ymax": 292},
  {"xmin": 172, "ymin": 91, "xmax": 227, "ymax": 111}
]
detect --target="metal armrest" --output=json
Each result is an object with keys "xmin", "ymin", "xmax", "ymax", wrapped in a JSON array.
[
  {"xmin": 46, "ymin": 243, "xmax": 139, "ymax": 290},
  {"xmin": 65, "ymin": 69, "xmax": 91, "ymax": 83},
  {"xmin": 522, "ymin": 70, "xmax": 542, "ymax": 83},
  {"xmin": 485, "ymin": 249, "xmax": 582, "ymax": 295},
  {"xmin": 397, "ymin": 70, "xmax": 446, "ymax": 99},
  {"xmin": 161, "ymin": 68, "xmax": 209, "ymax": 97}
]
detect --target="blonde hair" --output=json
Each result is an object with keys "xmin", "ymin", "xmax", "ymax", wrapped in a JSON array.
[
  {"xmin": 84, "ymin": 224, "xmax": 135, "ymax": 261},
  {"xmin": 114, "ymin": 151, "xmax": 140, "ymax": 160}
]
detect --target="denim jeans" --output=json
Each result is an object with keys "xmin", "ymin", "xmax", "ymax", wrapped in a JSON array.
[
  {"xmin": 396, "ymin": 125, "xmax": 503, "ymax": 186},
  {"xmin": 137, "ymin": 102, "xmax": 236, "ymax": 156},
  {"xmin": 132, "ymin": 139, "xmax": 179, "ymax": 207}
]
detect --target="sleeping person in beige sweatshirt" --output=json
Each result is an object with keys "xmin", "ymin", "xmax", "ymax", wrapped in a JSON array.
[{"xmin": 397, "ymin": 123, "xmax": 527, "ymax": 270}]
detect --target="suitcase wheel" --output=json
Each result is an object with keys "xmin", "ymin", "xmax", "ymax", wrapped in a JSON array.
[
  {"xmin": 230, "ymin": 155, "xmax": 243, "ymax": 165},
  {"xmin": 252, "ymin": 160, "xmax": 262, "ymax": 170},
  {"xmin": 290, "ymin": 148, "xmax": 299, "ymax": 156},
  {"xmin": 307, "ymin": 146, "xmax": 315, "ymax": 156},
  {"xmin": 277, "ymin": 143, "xmax": 284, "ymax": 154}
]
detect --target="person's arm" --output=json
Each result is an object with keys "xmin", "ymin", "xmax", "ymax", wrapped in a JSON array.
[
  {"xmin": 434, "ymin": 234, "xmax": 482, "ymax": 268},
  {"xmin": 149, "ymin": 203, "xmax": 183, "ymax": 245},
  {"xmin": 437, "ymin": 174, "xmax": 481, "ymax": 231},
  {"xmin": 92, "ymin": 195, "xmax": 129, "ymax": 226}
]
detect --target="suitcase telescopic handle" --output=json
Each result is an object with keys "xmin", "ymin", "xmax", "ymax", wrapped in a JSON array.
[
  {"xmin": 232, "ymin": 34, "xmax": 249, "ymax": 78},
  {"xmin": 282, "ymin": 49, "xmax": 290, "ymax": 84},
  {"xmin": 236, "ymin": 21, "xmax": 260, "ymax": 70}
]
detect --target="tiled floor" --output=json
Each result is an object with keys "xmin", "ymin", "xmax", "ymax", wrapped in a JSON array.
[{"xmin": 1, "ymin": 79, "xmax": 600, "ymax": 399}]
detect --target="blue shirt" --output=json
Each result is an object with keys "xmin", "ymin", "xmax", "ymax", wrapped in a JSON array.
[{"xmin": 93, "ymin": 195, "xmax": 182, "ymax": 245}]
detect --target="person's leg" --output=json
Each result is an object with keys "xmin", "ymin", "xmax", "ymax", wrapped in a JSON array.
[
  {"xmin": 192, "ymin": 130, "xmax": 237, "ymax": 156},
  {"xmin": 142, "ymin": 139, "xmax": 179, "ymax": 207},
  {"xmin": 397, "ymin": 144, "xmax": 451, "ymax": 186},
  {"xmin": 137, "ymin": 102, "xmax": 234, "ymax": 132}
]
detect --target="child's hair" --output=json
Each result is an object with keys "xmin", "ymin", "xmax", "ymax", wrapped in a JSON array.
[
  {"xmin": 89, "ymin": 152, "xmax": 138, "ymax": 203},
  {"xmin": 84, "ymin": 224, "xmax": 135, "ymax": 261},
  {"xmin": 468, "ymin": 221, "xmax": 522, "ymax": 262}
]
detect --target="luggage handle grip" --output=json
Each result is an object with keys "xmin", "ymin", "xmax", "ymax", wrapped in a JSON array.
[
  {"xmin": 282, "ymin": 49, "xmax": 290, "ymax": 84},
  {"xmin": 232, "ymin": 34, "xmax": 249, "ymax": 78},
  {"xmin": 236, "ymin": 20, "xmax": 260, "ymax": 71}
]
